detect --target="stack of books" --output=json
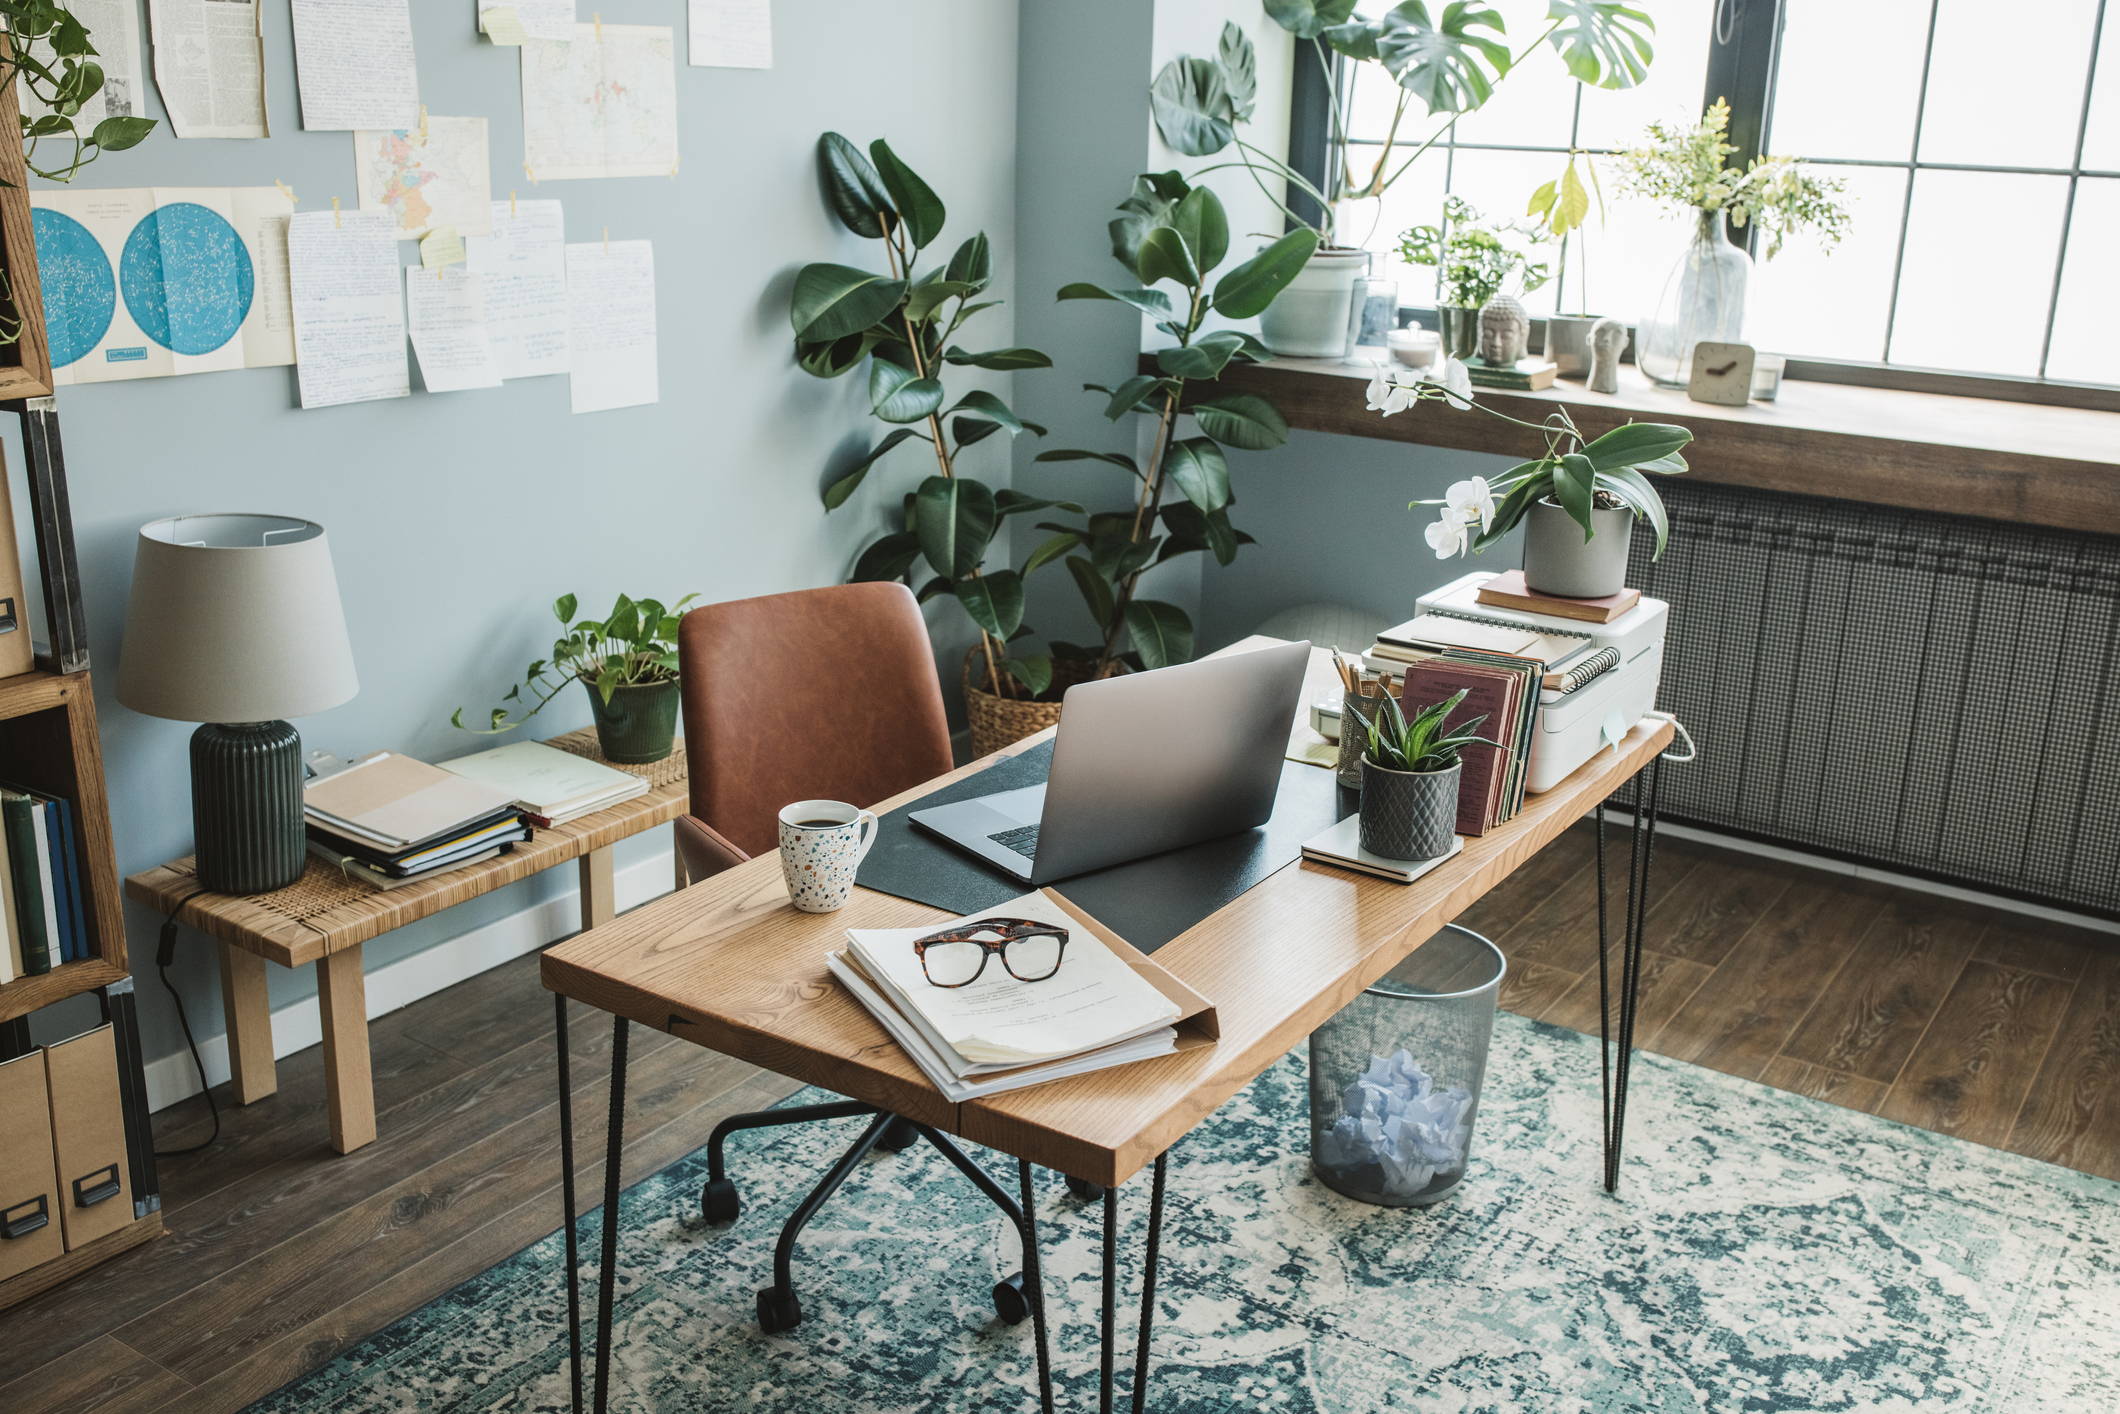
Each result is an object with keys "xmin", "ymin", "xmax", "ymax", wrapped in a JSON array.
[
  {"xmin": 825, "ymin": 891, "xmax": 1214, "ymax": 1101},
  {"xmin": 437, "ymin": 740, "xmax": 648, "ymax": 826},
  {"xmin": 305, "ymin": 753, "xmax": 529, "ymax": 891},
  {"xmin": 0, "ymin": 785, "xmax": 88, "ymax": 980}
]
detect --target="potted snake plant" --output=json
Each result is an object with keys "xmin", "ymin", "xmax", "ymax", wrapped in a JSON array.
[
  {"xmin": 453, "ymin": 591, "xmax": 698, "ymax": 763},
  {"xmin": 1360, "ymin": 689, "xmax": 1498, "ymax": 862}
]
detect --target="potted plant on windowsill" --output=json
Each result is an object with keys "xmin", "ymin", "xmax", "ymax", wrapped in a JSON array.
[
  {"xmin": 1526, "ymin": 151, "xmax": 1613, "ymax": 377},
  {"xmin": 1146, "ymin": 4, "xmax": 1657, "ymax": 359},
  {"xmin": 1399, "ymin": 195, "xmax": 1550, "ymax": 359},
  {"xmin": 454, "ymin": 591, "xmax": 698, "ymax": 763},
  {"xmin": 1360, "ymin": 688, "xmax": 1497, "ymax": 862},
  {"xmin": 1368, "ymin": 363, "xmax": 1692, "ymax": 597}
]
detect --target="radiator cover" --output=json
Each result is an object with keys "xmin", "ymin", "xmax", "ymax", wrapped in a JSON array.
[{"xmin": 1629, "ymin": 481, "xmax": 2120, "ymax": 919}]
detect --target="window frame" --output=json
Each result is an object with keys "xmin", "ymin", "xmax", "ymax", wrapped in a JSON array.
[{"xmin": 1291, "ymin": 0, "xmax": 2120, "ymax": 412}]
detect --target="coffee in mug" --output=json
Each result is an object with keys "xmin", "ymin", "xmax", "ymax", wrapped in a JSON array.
[{"xmin": 777, "ymin": 799, "xmax": 880, "ymax": 913}]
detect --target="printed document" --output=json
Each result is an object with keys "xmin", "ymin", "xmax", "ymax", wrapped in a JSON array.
[
  {"xmin": 689, "ymin": 0, "xmax": 772, "ymax": 68},
  {"xmin": 146, "ymin": 0, "xmax": 268, "ymax": 139},
  {"xmin": 287, "ymin": 209, "xmax": 409, "ymax": 409},
  {"xmin": 465, "ymin": 199, "xmax": 568, "ymax": 380},
  {"xmin": 354, "ymin": 117, "xmax": 492, "ymax": 238},
  {"xmin": 565, "ymin": 239, "xmax": 656, "ymax": 414},
  {"xmin": 22, "ymin": 0, "xmax": 145, "ymax": 128},
  {"xmin": 406, "ymin": 267, "xmax": 501, "ymax": 393},
  {"xmin": 480, "ymin": 0, "xmax": 574, "ymax": 42},
  {"xmin": 31, "ymin": 186, "xmax": 294, "ymax": 384},
  {"xmin": 290, "ymin": 0, "xmax": 419, "ymax": 131},
  {"xmin": 522, "ymin": 24, "xmax": 678, "ymax": 180}
]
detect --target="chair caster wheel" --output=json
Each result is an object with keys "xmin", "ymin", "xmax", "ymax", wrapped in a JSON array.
[
  {"xmin": 992, "ymin": 1272, "xmax": 1031, "ymax": 1326},
  {"xmin": 700, "ymin": 1177, "xmax": 740, "ymax": 1224},
  {"xmin": 877, "ymin": 1116, "xmax": 919, "ymax": 1153},
  {"xmin": 1065, "ymin": 1175, "xmax": 1105, "ymax": 1202},
  {"xmin": 757, "ymin": 1284, "xmax": 802, "ymax": 1333}
]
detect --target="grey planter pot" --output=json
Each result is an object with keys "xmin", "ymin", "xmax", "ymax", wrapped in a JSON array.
[
  {"xmin": 1521, "ymin": 498, "xmax": 1634, "ymax": 599},
  {"xmin": 1360, "ymin": 758, "xmax": 1460, "ymax": 862},
  {"xmin": 1437, "ymin": 305, "xmax": 1480, "ymax": 359},
  {"xmin": 1545, "ymin": 313, "xmax": 1616, "ymax": 377}
]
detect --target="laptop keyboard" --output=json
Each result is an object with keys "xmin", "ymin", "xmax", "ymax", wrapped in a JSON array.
[{"xmin": 987, "ymin": 824, "xmax": 1041, "ymax": 858}]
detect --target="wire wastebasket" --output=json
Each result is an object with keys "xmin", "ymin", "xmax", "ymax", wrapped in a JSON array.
[{"xmin": 1309, "ymin": 924, "xmax": 1505, "ymax": 1207}]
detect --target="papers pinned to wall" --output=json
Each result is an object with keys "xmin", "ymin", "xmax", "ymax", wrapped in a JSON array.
[
  {"xmin": 521, "ymin": 25, "xmax": 679, "ymax": 180},
  {"xmin": 22, "ymin": 0, "xmax": 146, "ymax": 129},
  {"xmin": 565, "ymin": 240, "xmax": 656, "ymax": 415},
  {"xmin": 689, "ymin": 0, "xmax": 772, "ymax": 69},
  {"xmin": 407, "ymin": 267, "xmax": 502, "ymax": 394},
  {"xmin": 354, "ymin": 117, "xmax": 493, "ymax": 239},
  {"xmin": 480, "ymin": 1, "xmax": 574, "ymax": 44},
  {"xmin": 146, "ymin": 0, "xmax": 268, "ymax": 139},
  {"xmin": 30, "ymin": 186, "xmax": 295, "ymax": 384},
  {"xmin": 287, "ymin": 209, "xmax": 410, "ymax": 409},
  {"xmin": 290, "ymin": 0, "xmax": 419, "ymax": 131},
  {"xmin": 465, "ymin": 199, "xmax": 569, "ymax": 380}
]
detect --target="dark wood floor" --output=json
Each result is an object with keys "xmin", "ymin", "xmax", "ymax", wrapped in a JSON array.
[{"xmin": 2, "ymin": 826, "xmax": 2113, "ymax": 1413}]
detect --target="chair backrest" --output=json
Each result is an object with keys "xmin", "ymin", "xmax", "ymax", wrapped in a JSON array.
[{"xmin": 678, "ymin": 582, "xmax": 953, "ymax": 858}]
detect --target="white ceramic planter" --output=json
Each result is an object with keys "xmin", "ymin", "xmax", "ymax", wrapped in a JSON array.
[
  {"xmin": 1258, "ymin": 247, "xmax": 1371, "ymax": 359},
  {"xmin": 1521, "ymin": 499, "xmax": 1634, "ymax": 599}
]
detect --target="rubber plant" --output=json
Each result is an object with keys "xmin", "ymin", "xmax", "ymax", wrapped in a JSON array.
[
  {"xmin": 1030, "ymin": 174, "xmax": 1317, "ymax": 678},
  {"xmin": 791, "ymin": 133, "xmax": 1070, "ymax": 700}
]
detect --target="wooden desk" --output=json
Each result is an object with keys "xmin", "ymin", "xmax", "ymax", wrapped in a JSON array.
[
  {"xmin": 541, "ymin": 646, "xmax": 1676, "ymax": 1411},
  {"xmin": 125, "ymin": 730, "xmax": 691, "ymax": 1154}
]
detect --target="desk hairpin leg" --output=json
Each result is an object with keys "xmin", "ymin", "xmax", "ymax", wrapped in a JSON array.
[
  {"xmin": 1091, "ymin": 1150, "xmax": 1171, "ymax": 1414},
  {"xmin": 556, "ymin": 1007, "xmax": 632, "ymax": 1414},
  {"xmin": 1594, "ymin": 752, "xmax": 1664, "ymax": 1194}
]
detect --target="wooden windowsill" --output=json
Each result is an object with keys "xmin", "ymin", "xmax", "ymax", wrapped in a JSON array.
[{"xmin": 1149, "ymin": 352, "xmax": 2120, "ymax": 533}]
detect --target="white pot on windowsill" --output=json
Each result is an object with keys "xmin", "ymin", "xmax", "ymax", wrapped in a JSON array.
[{"xmin": 1258, "ymin": 246, "xmax": 1371, "ymax": 359}]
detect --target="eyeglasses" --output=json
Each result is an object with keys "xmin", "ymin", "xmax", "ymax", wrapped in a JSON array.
[{"xmin": 912, "ymin": 917, "xmax": 1070, "ymax": 988}]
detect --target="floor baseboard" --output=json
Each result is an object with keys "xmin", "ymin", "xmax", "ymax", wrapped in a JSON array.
[{"xmin": 143, "ymin": 848, "xmax": 679, "ymax": 1113}]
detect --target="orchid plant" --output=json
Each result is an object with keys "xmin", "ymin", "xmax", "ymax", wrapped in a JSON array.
[{"xmin": 1366, "ymin": 360, "xmax": 1693, "ymax": 559}]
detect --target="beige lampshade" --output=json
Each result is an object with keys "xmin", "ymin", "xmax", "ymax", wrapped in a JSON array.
[{"xmin": 117, "ymin": 514, "xmax": 359, "ymax": 724}]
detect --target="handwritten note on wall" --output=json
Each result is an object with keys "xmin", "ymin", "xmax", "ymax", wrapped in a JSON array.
[{"xmin": 287, "ymin": 208, "xmax": 409, "ymax": 408}]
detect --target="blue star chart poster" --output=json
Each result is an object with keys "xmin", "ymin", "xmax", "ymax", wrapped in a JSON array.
[{"xmin": 30, "ymin": 187, "xmax": 297, "ymax": 384}]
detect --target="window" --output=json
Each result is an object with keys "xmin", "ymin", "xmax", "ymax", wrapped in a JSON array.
[{"xmin": 1308, "ymin": 0, "xmax": 2120, "ymax": 403}]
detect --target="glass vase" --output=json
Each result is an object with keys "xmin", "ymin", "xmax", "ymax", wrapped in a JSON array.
[{"xmin": 1635, "ymin": 210, "xmax": 1753, "ymax": 387}]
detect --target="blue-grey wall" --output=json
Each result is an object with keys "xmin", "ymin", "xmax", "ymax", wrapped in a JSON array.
[{"xmin": 10, "ymin": 0, "xmax": 1024, "ymax": 1076}]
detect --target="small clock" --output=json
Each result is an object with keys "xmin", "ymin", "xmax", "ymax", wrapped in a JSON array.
[{"xmin": 1687, "ymin": 341, "xmax": 1756, "ymax": 406}]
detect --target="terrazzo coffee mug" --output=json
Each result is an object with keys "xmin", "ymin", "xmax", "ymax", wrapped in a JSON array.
[{"xmin": 778, "ymin": 799, "xmax": 879, "ymax": 913}]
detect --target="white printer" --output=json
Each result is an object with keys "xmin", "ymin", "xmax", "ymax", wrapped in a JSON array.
[{"xmin": 1409, "ymin": 572, "xmax": 1668, "ymax": 794}]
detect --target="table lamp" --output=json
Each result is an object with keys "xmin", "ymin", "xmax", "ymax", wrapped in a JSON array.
[{"xmin": 117, "ymin": 514, "xmax": 358, "ymax": 894}]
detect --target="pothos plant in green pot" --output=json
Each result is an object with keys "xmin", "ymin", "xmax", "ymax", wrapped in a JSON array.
[
  {"xmin": 1367, "ymin": 360, "xmax": 1692, "ymax": 598},
  {"xmin": 1361, "ymin": 688, "xmax": 1499, "ymax": 862},
  {"xmin": 1149, "ymin": 3, "xmax": 1658, "ymax": 357},
  {"xmin": 791, "ymin": 133, "xmax": 1073, "ymax": 740},
  {"xmin": 453, "ymin": 592, "xmax": 698, "ymax": 764},
  {"xmin": 1028, "ymin": 173, "xmax": 1316, "ymax": 681}
]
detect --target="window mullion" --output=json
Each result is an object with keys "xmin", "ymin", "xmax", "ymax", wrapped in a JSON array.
[
  {"xmin": 1880, "ymin": 0, "xmax": 1944, "ymax": 366},
  {"xmin": 2037, "ymin": 0, "xmax": 2108, "ymax": 380}
]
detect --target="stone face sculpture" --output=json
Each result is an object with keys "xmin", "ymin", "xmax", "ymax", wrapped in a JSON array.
[
  {"xmin": 1588, "ymin": 317, "xmax": 1626, "ymax": 394},
  {"xmin": 1477, "ymin": 294, "xmax": 1529, "ymax": 366}
]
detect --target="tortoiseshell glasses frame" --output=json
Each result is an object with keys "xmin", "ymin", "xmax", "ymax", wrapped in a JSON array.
[{"xmin": 911, "ymin": 916, "xmax": 1070, "ymax": 988}]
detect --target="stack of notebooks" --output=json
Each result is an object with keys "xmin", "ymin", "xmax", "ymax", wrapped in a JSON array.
[
  {"xmin": 437, "ymin": 740, "xmax": 648, "ymax": 826},
  {"xmin": 825, "ymin": 890, "xmax": 1217, "ymax": 1102},
  {"xmin": 305, "ymin": 753, "xmax": 529, "ymax": 891},
  {"xmin": 0, "ymin": 785, "xmax": 89, "ymax": 981}
]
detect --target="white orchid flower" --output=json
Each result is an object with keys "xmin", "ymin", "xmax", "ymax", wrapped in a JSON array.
[
  {"xmin": 1444, "ymin": 476, "xmax": 1496, "ymax": 532},
  {"xmin": 1365, "ymin": 364, "xmax": 1417, "ymax": 417},
  {"xmin": 1430, "ymin": 357, "xmax": 1473, "ymax": 408},
  {"xmin": 1423, "ymin": 513, "xmax": 1469, "ymax": 559}
]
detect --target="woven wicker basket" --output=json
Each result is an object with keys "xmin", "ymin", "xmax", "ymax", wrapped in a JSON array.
[{"xmin": 963, "ymin": 650, "xmax": 1064, "ymax": 759}]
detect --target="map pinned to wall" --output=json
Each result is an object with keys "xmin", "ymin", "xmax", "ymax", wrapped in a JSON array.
[
  {"xmin": 521, "ymin": 24, "xmax": 679, "ymax": 180},
  {"xmin": 31, "ymin": 187, "xmax": 295, "ymax": 384},
  {"xmin": 354, "ymin": 117, "xmax": 493, "ymax": 239}
]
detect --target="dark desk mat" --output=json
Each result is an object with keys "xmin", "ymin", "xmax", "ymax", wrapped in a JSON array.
[{"xmin": 856, "ymin": 741, "xmax": 1352, "ymax": 953}]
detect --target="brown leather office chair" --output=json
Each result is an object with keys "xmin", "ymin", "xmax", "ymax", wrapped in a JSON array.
[{"xmin": 671, "ymin": 582, "xmax": 1034, "ymax": 1335}]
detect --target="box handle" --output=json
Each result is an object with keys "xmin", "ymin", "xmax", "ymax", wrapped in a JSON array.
[
  {"xmin": 1, "ymin": 1194, "xmax": 50, "ymax": 1239},
  {"xmin": 71, "ymin": 1164, "xmax": 121, "ymax": 1209}
]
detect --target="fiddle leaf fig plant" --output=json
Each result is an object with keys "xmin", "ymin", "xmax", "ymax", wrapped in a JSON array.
[
  {"xmin": 794, "ymin": 132, "xmax": 1066, "ymax": 701},
  {"xmin": 1032, "ymin": 175, "xmax": 1314, "ymax": 679},
  {"xmin": 453, "ymin": 592, "xmax": 699, "ymax": 734}
]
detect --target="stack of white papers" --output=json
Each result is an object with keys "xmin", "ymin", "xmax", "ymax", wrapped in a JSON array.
[
  {"xmin": 438, "ymin": 740, "xmax": 649, "ymax": 825},
  {"xmin": 829, "ymin": 891, "xmax": 1183, "ymax": 1101}
]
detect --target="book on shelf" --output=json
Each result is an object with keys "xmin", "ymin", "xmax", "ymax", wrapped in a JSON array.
[
  {"xmin": 438, "ymin": 739, "xmax": 648, "ymax": 826},
  {"xmin": 1474, "ymin": 569, "xmax": 1641, "ymax": 624},
  {"xmin": 1400, "ymin": 657, "xmax": 1528, "ymax": 835},
  {"xmin": 829, "ymin": 889, "xmax": 1217, "ymax": 1102},
  {"xmin": 303, "ymin": 751, "xmax": 520, "ymax": 853},
  {"xmin": 307, "ymin": 839, "xmax": 512, "ymax": 891},
  {"xmin": 0, "ymin": 810, "xmax": 17, "ymax": 983}
]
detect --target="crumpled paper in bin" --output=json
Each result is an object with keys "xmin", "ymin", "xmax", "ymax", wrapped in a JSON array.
[{"xmin": 1316, "ymin": 1049, "xmax": 1473, "ymax": 1197}]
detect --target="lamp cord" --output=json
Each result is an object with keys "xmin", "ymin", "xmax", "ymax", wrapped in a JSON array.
[{"xmin": 152, "ymin": 888, "xmax": 222, "ymax": 1158}]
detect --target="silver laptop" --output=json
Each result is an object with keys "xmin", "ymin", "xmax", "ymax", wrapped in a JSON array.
[{"xmin": 910, "ymin": 640, "xmax": 1312, "ymax": 884}]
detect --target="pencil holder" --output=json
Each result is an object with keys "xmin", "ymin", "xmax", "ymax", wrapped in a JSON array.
[{"xmin": 1335, "ymin": 691, "xmax": 1387, "ymax": 789}]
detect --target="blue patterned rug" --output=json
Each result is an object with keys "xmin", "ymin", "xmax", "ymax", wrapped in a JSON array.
[{"xmin": 251, "ymin": 1014, "xmax": 2118, "ymax": 1412}]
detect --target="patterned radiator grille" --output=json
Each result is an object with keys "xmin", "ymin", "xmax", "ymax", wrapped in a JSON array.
[{"xmin": 1630, "ymin": 481, "xmax": 2120, "ymax": 918}]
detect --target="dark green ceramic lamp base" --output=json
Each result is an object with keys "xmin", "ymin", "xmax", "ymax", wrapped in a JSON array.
[{"xmin": 191, "ymin": 720, "xmax": 306, "ymax": 894}]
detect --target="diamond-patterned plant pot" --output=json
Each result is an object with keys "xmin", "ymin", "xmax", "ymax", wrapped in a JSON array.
[{"xmin": 1360, "ymin": 758, "xmax": 1460, "ymax": 862}]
